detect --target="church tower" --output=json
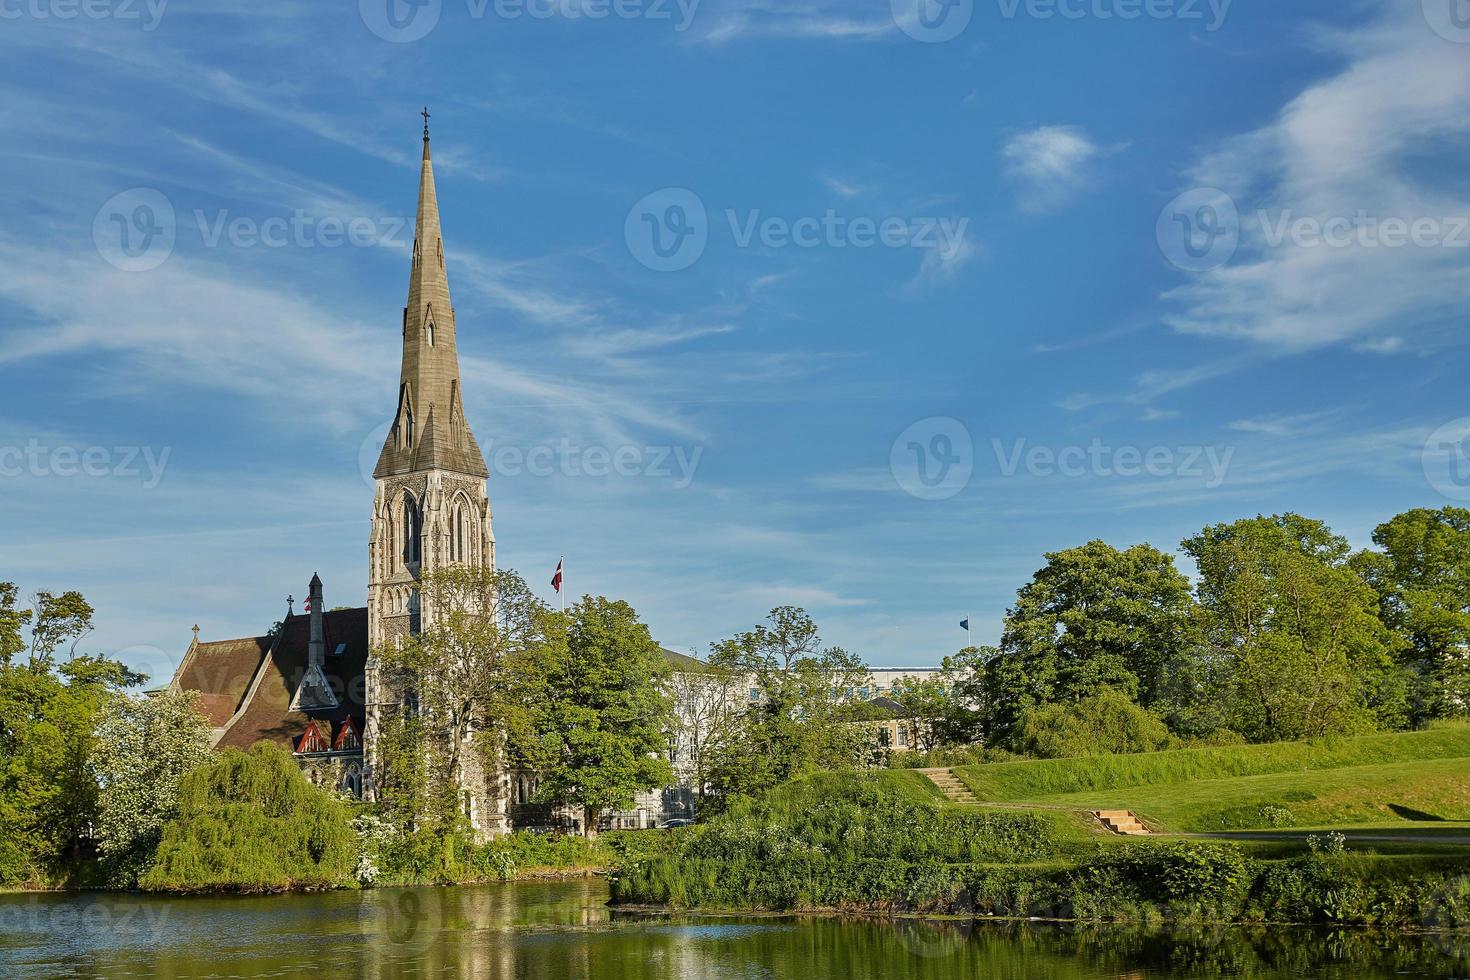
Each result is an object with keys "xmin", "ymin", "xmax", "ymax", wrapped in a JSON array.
[{"xmin": 363, "ymin": 114, "xmax": 499, "ymax": 828}]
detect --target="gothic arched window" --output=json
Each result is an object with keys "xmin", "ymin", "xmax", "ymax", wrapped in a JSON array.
[
  {"xmin": 452, "ymin": 500, "xmax": 465, "ymax": 563},
  {"xmin": 426, "ymin": 318, "xmax": 435, "ymax": 347},
  {"xmin": 400, "ymin": 493, "xmax": 422, "ymax": 569}
]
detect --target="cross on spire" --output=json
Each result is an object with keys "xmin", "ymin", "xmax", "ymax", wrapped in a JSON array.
[{"xmin": 421, "ymin": 106, "xmax": 430, "ymax": 141}]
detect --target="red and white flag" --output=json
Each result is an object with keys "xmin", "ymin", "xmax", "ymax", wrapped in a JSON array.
[
  {"xmin": 551, "ymin": 559, "xmax": 563, "ymax": 593},
  {"xmin": 303, "ymin": 596, "xmax": 313, "ymax": 613}
]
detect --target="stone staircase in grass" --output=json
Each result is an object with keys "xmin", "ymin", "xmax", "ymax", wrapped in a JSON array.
[
  {"xmin": 918, "ymin": 768, "xmax": 978, "ymax": 804},
  {"xmin": 1092, "ymin": 809, "xmax": 1151, "ymax": 835},
  {"xmin": 918, "ymin": 768, "xmax": 1152, "ymax": 836}
]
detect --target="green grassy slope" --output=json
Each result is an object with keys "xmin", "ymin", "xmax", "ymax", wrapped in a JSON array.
[
  {"xmin": 951, "ymin": 726, "xmax": 1470, "ymax": 833},
  {"xmin": 1039, "ymin": 757, "xmax": 1470, "ymax": 831}
]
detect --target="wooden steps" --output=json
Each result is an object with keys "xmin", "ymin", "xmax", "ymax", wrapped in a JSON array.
[
  {"xmin": 1093, "ymin": 809, "xmax": 1151, "ymax": 835},
  {"xmin": 918, "ymin": 768, "xmax": 978, "ymax": 804}
]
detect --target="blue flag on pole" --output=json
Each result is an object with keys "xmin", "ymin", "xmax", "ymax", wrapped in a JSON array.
[{"xmin": 960, "ymin": 618, "xmax": 970, "ymax": 631}]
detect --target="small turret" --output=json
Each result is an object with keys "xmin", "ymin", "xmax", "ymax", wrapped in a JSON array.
[
  {"xmin": 290, "ymin": 573, "xmax": 339, "ymax": 713},
  {"xmin": 308, "ymin": 573, "xmax": 325, "ymax": 669}
]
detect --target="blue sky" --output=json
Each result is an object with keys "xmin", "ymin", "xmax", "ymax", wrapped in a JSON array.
[{"xmin": 4, "ymin": 0, "xmax": 1470, "ymax": 683}]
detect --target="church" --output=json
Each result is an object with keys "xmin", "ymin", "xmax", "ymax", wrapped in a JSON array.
[
  {"xmin": 165, "ymin": 118, "xmax": 701, "ymax": 834},
  {"xmin": 166, "ymin": 118, "xmax": 943, "ymax": 834}
]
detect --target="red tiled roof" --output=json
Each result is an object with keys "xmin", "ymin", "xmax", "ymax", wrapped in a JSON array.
[
  {"xmin": 172, "ymin": 635, "xmax": 271, "ymax": 726},
  {"xmin": 174, "ymin": 607, "xmax": 369, "ymax": 752}
]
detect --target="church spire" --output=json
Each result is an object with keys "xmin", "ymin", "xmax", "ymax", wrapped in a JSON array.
[{"xmin": 375, "ymin": 113, "xmax": 488, "ymax": 480}]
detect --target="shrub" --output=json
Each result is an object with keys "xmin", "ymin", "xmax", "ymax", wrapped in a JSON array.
[
  {"xmin": 139, "ymin": 741, "xmax": 356, "ymax": 892},
  {"xmin": 611, "ymin": 770, "xmax": 1061, "ymax": 910},
  {"xmin": 1013, "ymin": 688, "xmax": 1175, "ymax": 759}
]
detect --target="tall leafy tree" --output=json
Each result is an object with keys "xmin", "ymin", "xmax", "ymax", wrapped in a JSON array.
[
  {"xmin": 990, "ymin": 541, "xmax": 1197, "ymax": 742},
  {"xmin": 508, "ymin": 596, "xmax": 674, "ymax": 838},
  {"xmin": 92, "ymin": 689, "xmax": 213, "ymax": 884},
  {"xmin": 375, "ymin": 566, "xmax": 547, "ymax": 835},
  {"xmin": 1356, "ymin": 506, "xmax": 1470, "ymax": 720},
  {"xmin": 0, "ymin": 584, "xmax": 139, "ymax": 882},
  {"xmin": 704, "ymin": 608, "xmax": 873, "ymax": 808},
  {"xmin": 1183, "ymin": 514, "xmax": 1404, "ymax": 741},
  {"xmin": 667, "ymin": 666, "xmax": 743, "ymax": 806},
  {"xmin": 933, "ymin": 644, "xmax": 1001, "ymax": 746}
]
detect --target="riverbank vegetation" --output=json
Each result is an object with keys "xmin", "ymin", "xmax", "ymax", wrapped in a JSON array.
[{"xmin": 611, "ymin": 770, "xmax": 1470, "ymax": 929}]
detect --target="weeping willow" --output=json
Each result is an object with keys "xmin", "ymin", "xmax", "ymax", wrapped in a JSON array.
[{"xmin": 140, "ymin": 741, "xmax": 356, "ymax": 893}]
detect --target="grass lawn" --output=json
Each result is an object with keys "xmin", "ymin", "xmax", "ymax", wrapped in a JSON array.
[
  {"xmin": 1035, "ymin": 757, "xmax": 1470, "ymax": 831},
  {"xmin": 949, "ymin": 726, "xmax": 1470, "ymax": 836}
]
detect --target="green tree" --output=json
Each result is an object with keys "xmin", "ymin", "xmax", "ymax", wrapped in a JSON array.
[
  {"xmin": 508, "ymin": 595, "xmax": 674, "ymax": 838},
  {"xmin": 0, "ymin": 583, "xmax": 30, "ymax": 667},
  {"xmin": 141, "ymin": 741, "xmax": 356, "ymax": 892},
  {"xmin": 92, "ymin": 688, "xmax": 213, "ymax": 885},
  {"xmin": 1356, "ymin": 506, "xmax": 1470, "ymax": 721},
  {"xmin": 0, "ymin": 584, "xmax": 139, "ymax": 882},
  {"xmin": 704, "ymin": 608, "xmax": 874, "ymax": 809},
  {"xmin": 375, "ymin": 566, "xmax": 547, "ymax": 837},
  {"xmin": 990, "ymin": 541, "xmax": 1197, "ymax": 743},
  {"xmin": 1183, "ymin": 514, "xmax": 1404, "ymax": 741},
  {"xmin": 881, "ymin": 675, "xmax": 954, "ymax": 754},
  {"xmin": 1012, "ymin": 686, "xmax": 1175, "ymax": 758}
]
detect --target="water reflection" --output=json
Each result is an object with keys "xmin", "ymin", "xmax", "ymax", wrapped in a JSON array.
[{"xmin": 0, "ymin": 881, "xmax": 1462, "ymax": 979}]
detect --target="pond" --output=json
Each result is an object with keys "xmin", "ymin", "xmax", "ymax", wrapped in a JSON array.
[{"xmin": 0, "ymin": 880, "xmax": 1463, "ymax": 978}]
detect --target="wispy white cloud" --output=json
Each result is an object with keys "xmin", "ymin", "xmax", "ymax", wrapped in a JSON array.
[
  {"xmin": 1161, "ymin": 6, "xmax": 1470, "ymax": 353},
  {"xmin": 1227, "ymin": 411, "xmax": 1337, "ymax": 437},
  {"xmin": 732, "ymin": 584, "xmax": 871, "ymax": 608},
  {"xmin": 820, "ymin": 174, "xmax": 866, "ymax": 198},
  {"xmin": 1002, "ymin": 125, "xmax": 1103, "ymax": 213},
  {"xmin": 906, "ymin": 237, "xmax": 978, "ymax": 292},
  {"xmin": 1354, "ymin": 336, "xmax": 1405, "ymax": 355}
]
